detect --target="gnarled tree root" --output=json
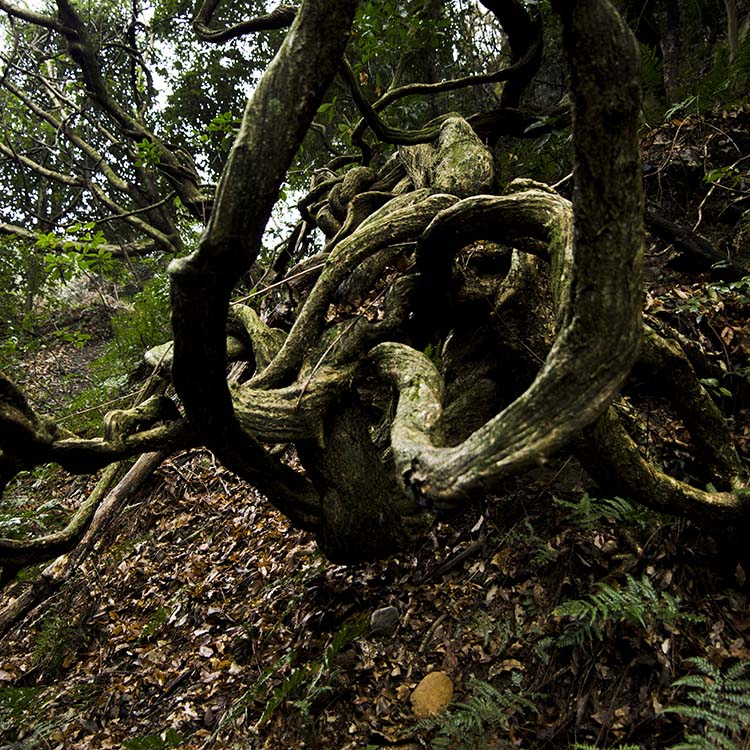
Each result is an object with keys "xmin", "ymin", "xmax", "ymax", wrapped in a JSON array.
[
  {"xmin": 582, "ymin": 408, "xmax": 750, "ymax": 522},
  {"xmin": 580, "ymin": 328, "xmax": 750, "ymax": 522}
]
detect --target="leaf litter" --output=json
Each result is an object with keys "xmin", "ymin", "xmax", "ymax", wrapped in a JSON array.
[{"xmin": 1, "ymin": 443, "xmax": 750, "ymax": 749}]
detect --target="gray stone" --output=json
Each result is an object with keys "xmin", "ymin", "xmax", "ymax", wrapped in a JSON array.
[{"xmin": 369, "ymin": 605, "xmax": 400, "ymax": 636}]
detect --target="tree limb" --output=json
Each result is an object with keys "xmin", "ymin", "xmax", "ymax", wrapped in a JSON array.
[
  {"xmin": 345, "ymin": 34, "xmax": 543, "ymax": 153},
  {"xmin": 51, "ymin": 0, "xmax": 207, "ymax": 216},
  {"xmin": 0, "ymin": 0, "xmax": 59, "ymax": 31},
  {"xmin": 169, "ymin": 0, "xmax": 362, "ymax": 531},
  {"xmin": 192, "ymin": 1, "xmax": 296, "ymax": 43},
  {"xmin": 369, "ymin": 0, "xmax": 644, "ymax": 508},
  {"xmin": 479, "ymin": 0, "xmax": 543, "ymax": 108}
]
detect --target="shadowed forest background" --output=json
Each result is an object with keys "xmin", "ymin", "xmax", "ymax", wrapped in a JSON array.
[{"xmin": 2, "ymin": 0, "xmax": 750, "ymax": 748}]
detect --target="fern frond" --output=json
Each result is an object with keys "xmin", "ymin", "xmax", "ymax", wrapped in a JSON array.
[
  {"xmin": 555, "ymin": 494, "xmax": 655, "ymax": 529},
  {"xmin": 532, "ymin": 635, "xmax": 554, "ymax": 664},
  {"xmin": 664, "ymin": 659, "xmax": 750, "ymax": 750},
  {"xmin": 571, "ymin": 743, "xmax": 640, "ymax": 750},
  {"xmin": 667, "ymin": 741, "xmax": 715, "ymax": 750},
  {"xmin": 706, "ymin": 733, "xmax": 741, "ymax": 750},
  {"xmin": 415, "ymin": 679, "xmax": 541, "ymax": 750},
  {"xmin": 555, "ymin": 575, "xmax": 699, "ymax": 647},
  {"xmin": 665, "ymin": 702, "xmax": 740, "ymax": 729}
]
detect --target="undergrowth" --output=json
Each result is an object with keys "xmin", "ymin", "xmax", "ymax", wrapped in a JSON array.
[
  {"xmin": 554, "ymin": 573, "xmax": 701, "ymax": 646},
  {"xmin": 57, "ymin": 274, "xmax": 172, "ymax": 435},
  {"xmin": 102, "ymin": 274, "xmax": 172, "ymax": 372},
  {"xmin": 663, "ymin": 658, "xmax": 750, "ymax": 749},
  {"xmin": 0, "ymin": 686, "xmax": 46, "ymax": 741},
  {"xmin": 0, "ymin": 465, "xmax": 70, "ymax": 540},
  {"xmin": 414, "ymin": 674, "xmax": 541, "ymax": 750},
  {"xmin": 555, "ymin": 493, "xmax": 655, "ymax": 530}
]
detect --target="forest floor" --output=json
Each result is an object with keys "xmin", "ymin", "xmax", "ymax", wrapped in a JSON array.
[{"xmin": 2, "ymin": 107, "xmax": 750, "ymax": 750}]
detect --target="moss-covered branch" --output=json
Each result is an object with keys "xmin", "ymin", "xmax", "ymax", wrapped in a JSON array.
[
  {"xmin": 250, "ymin": 191, "xmax": 458, "ymax": 389},
  {"xmin": 369, "ymin": 0, "xmax": 643, "ymax": 508}
]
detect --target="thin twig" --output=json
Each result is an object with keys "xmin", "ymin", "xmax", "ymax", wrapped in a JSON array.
[{"xmin": 231, "ymin": 263, "xmax": 326, "ymax": 305}]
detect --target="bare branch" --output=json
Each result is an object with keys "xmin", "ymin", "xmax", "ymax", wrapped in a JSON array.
[
  {"xmin": 192, "ymin": 1, "xmax": 296, "ymax": 43},
  {"xmin": 0, "ymin": 373, "xmax": 195, "ymax": 479},
  {"xmin": 51, "ymin": 0, "xmax": 208, "ymax": 216},
  {"xmin": 88, "ymin": 182, "xmax": 178, "ymax": 252},
  {"xmin": 346, "ymin": 30, "xmax": 542, "ymax": 152},
  {"xmin": 0, "ymin": 68, "xmax": 180, "ymax": 252},
  {"xmin": 584, "ymin": 407, "xmax": 750, "ymax": 522},
  {"xmin": 0, "ymin": 0, "xmax": 59, "ymax": 31},
  {"xmin": 3, "ymin": 78, "xmax": 137, "ymax": 197},
  {"xmin": 0, "ymin": 138, "xmax": 83, "ymax": 186}
]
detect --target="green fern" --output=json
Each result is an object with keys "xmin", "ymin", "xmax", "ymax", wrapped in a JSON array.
[
  {"xmin": 531, "ymin": 635, "xmax": 554, "ymax": 665},
  {"xmin": 258, "ymin": 663, "xmax": 310, "ymax": 725},
  {"xmin": 570, "ymin": 743, "xmax": 640, "ymax": 750},
  {"xmin": 0, "ymin": 687, "xmax": 45, "ymax": 735},
  {"xmin": 640, "ymin": 42, "xmax": 664, "ymax": 103},
  {"xmin": 663, "ymin": 658, "xmax": 750, "ymax": 749},
  {"xmin": 258, "ymin": 619, "xmax": 366, "ymax": 724},
  {"xmin": 415, "ymin": 678, "xmax": 541, "ymax": 750},
  {"xmin": 555, "ymin": 494, "xmax": 654, "ymax": 530},
  {"xmin": 198, "ymin": 650, "xmax": 295, "ymax": 749},
  {"xmin": 555, "ymin": 575, "xmax": 699, "ymax": 644}
]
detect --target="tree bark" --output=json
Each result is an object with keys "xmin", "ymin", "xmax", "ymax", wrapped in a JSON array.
[{"xmin": 169, "ymin": 0, "xmax": 360, "ymax": 530}]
